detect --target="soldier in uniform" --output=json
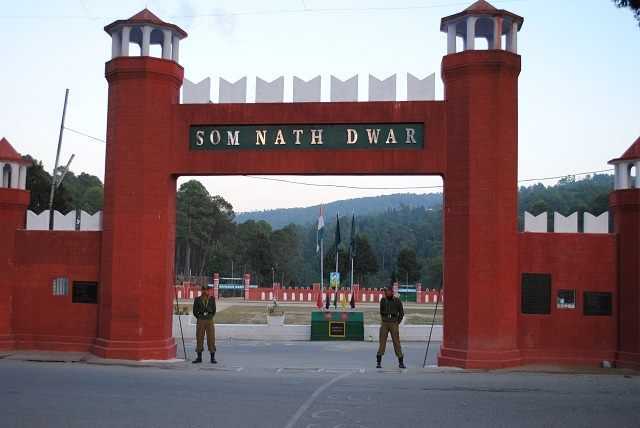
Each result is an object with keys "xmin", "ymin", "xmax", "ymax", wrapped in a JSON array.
[
  {"xmin": 377, "ymin": 284, "xmax": 406, "ymax": 369},
  {"xmin": 192, "ymin": 284, "xmax": 217, "ymax": 364}
]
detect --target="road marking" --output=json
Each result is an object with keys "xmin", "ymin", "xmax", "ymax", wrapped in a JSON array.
[{"xmin": 283, "ymin": 371, "xmax": 352, "ymax": 428}]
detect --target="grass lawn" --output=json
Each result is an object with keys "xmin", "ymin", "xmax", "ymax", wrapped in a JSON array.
[{"xmin": 176, "ymin": 303, "xmax": 443, "ymax": 325}]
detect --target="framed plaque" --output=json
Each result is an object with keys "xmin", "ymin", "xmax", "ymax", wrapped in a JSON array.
[
  {"xmin": 72, "ymin": 281, "xmax": 98, "ymax": 304},
  {"xmin": 328, "ymin": 321, "xmax": 346, "ymax": 338},
  {"xmin": 583, "ymin": 292, "xmax": 612, "ymax": 316},
  {"xmin": 521, "ymin": 273, "xmax": 551, "ymax": 315}
]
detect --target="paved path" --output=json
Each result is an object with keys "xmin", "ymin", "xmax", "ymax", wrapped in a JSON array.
[{"xmin": 1, "ymin": 341, "xmax": 639, "ymax": 428}]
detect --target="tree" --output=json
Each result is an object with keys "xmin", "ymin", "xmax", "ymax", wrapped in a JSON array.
[
  {"xmin": 397, "ymin": 248, "xmax": 422, "ymax": 284},
  {"xmin": 175, "ymin": 180, "xmax": 235, "ymax": 277},
  {"xmin": 81, "ymin": 186, "xmax": 104, "ymax": 213},
  {"xmin": 271, "ymin": 224, "xmax": 305, "ymax": 287},
  {"xmin": 423, "ymin": 256, "xmax": 443, "ymax": 289},
  {"xmin": 236, "ymin": 220, "xmax": 273, "ymax": 285},
  {"xmin": 63, "ymin": 172, "xmax": 104, "ymax": 213},
  {"xmin": 353, "ymin": 235, "xmax": 378, "ymax": 286},
  {"xmin": 23, "ymin": 155, "xmax": 73, "ymax": 214},
  {"xmin": 613, "ymin": 0, "xmax": 640, "ymax": 26}
]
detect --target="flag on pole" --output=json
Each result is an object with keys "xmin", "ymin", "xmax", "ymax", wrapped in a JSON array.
[
  {"xmin": 349, "ymin": 212, "xmax": 357, "ymax": 259},
  {"xmin": 316, "ymin": 206, "xmax": 325, "ymax": 253},
  {"xmin": 334, "ymin": 213, "xmax": 341, "ymax": 250}
]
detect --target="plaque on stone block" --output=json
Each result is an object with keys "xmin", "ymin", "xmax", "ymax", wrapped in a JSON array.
[
  {"xmin": 583, "ymin": 292, "xmax": 612, "ymax": 316},
  {"xmin": 329, "ymin": 321, "xmax": 346, "ymax": 338},
  {"xmin": 72, "ymin": 281, "xmax": 98, "ymax": 304},
  {"xmin": 521, "ymin": 273, "xmax": 551, "ymax": 315}
]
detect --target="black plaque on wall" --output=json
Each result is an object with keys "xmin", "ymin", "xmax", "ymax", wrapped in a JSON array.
[
  {"xmin": 521, "ymin": 273, "xmax": 551, "ymax": 315},
  {"xmin": 329, "ymin": 321, "xmax": 346, "ymax": 338},
  {"xmin": 583, "ymin": 292, "xmax": 612, "ymax": 316},
  {"xmin": 72, "ymin": 282, "xmax": 98, "ymax": 304}
]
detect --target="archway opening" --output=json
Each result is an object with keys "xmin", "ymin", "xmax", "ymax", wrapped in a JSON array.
[{"xmin": 172, "ymin": 174, "xmax": 444, "ymax": 362}]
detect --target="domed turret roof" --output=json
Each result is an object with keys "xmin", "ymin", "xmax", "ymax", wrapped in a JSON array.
[
  {"xmin": 609, "ymin": 136, "xmax": 640, "ymax": 164},
  {"xmin": 0, "ymin": 137, "xmax": 31, "ymax": 165},
  {"xmin": 104, "ymin": 8, "xmax": 187, "ymax": 39}
]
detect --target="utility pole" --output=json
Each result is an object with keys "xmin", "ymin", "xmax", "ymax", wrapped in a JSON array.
[{"xmin": 48, "ymin": 89, "xmax": 71, "ymax": 230}]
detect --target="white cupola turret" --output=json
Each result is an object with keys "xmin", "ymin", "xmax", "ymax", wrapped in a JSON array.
[
  {"xmin": 610, "ymin": 137, "xmax": 640, "ymax": 190},
  {"xmin": 0, "ymin": 137, "xmax": 31, "ymax": 190},
  {"xmin": 104, "ymin": 8, "xmax": 188, "ymax": 62},
  {"xmin": 441, "ymin": 0, "xmax": 524, "ymax": 55}
]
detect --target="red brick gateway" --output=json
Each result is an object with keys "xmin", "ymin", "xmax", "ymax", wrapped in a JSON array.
[{"xmin": 1, "ymin": 1, "xmax": 639, "ymax": 369}]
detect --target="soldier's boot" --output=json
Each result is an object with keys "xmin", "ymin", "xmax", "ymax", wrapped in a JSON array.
[
  {"xmin": 376, "ymin": 355, "xmax": 382, "ymax": 369},
  {"xmin": 210, "ymin": 353, "xmax": 217, "ymax": 364},
  {"xmin": 192, "ymin": 352, "xmax": 202, "ymax": 364},
  {"xmin": 398, "ymin": 357, "xmax": 406, "ymax": 369}
]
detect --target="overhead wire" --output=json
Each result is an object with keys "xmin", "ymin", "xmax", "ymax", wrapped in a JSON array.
[
  {"xmin": 61, "ymin": 126, "xmax": 613, "ymax": 189},
  {"xmin": 0, "ymin": 0, "xmax": 526, "ymax": 20}
]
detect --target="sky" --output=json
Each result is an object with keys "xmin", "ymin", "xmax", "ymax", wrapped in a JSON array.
[{"xmin": 0, "ymin": 0, "xmax": 638, "ymax": 213}]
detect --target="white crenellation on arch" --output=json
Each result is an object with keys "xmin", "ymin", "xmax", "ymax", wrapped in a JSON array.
[
  {"xmin": 256, "ymin": 77, "xmax": 284, "ymax": 103},
  {"xmin": 407, "ymin": 73, "xmax": 435, "ymax": 101},
  {"xmin": 26, "ymin": 210, "xmax": 104, "ymax": 231},
  {"xmin": 584, "ymin": 212, "xmax": 609, "ymax": 234},
  {"xmin": 554, "ymin": 212, "xmax": 578, "ymax": 233},
  {"xmin": 524, "ymin": 212, "xmax": 546, "ymax": 232},
  {"xmin": 183, "ymin": 73, "xmax": 436, "ymax": 104},
  {"xmin": 219, "ymin": 77, "xmax": 247, "ymax": 103},
  {"xmin": 293, "ymin": 76, "xmax": 321, "ymax": 102},
  {"xmin": 182, "ymin": 78, "xmax": 211, "ymax": 103},
  {"xmin": 368, "ymin": 74, "xmax": 396, "ymax": 101},
  {"xmin": 330, "ymin": 75, "xmax": 358, "ymax": 102},
  {"xmin": 523, "ymin": 211, "xmax": 610, "ymax": 234}
]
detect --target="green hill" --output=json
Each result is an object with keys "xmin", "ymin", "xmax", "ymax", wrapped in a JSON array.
[{"xmin": 236, "ymin": 192, "xmax": 443, "ymax": 229}]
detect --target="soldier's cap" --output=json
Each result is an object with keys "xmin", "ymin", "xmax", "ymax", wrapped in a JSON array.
[
  {"xmin": 202, "ymin": 284, "xmax": 212, "ymax": 290},
  {"xmin": 386, "ymin": 284, "xmax": 395, "ymax": 291}
]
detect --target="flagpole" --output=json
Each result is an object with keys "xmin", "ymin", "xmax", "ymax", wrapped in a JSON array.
[
  {"xmin": 350, "ymin": 256, "xmax": 354, "ymax": 289},
  {"xmin": 335, "ymin": 212, "xmax": 340, "ymax": 309},
  {"xmin": 320, "ymin": 239, "xmax": 324, "ymax": 294}
]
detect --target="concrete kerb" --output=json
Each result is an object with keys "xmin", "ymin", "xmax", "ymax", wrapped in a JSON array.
[
  {"xmin": 3, "ymin": 351, "xmax": 88, "ymax": 363},
  {"xmin": 2, "ymin": 350, "xmax": 637, "ymax": 376}
]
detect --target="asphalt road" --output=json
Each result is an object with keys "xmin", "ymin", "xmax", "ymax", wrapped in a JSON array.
[
  {"xmin": 1, "ymin": 341, "xmax": 639, "ymax": 428},
  {"xmin": 176, "ymin": 340, "xmax": 439, "ymax": 369}
]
